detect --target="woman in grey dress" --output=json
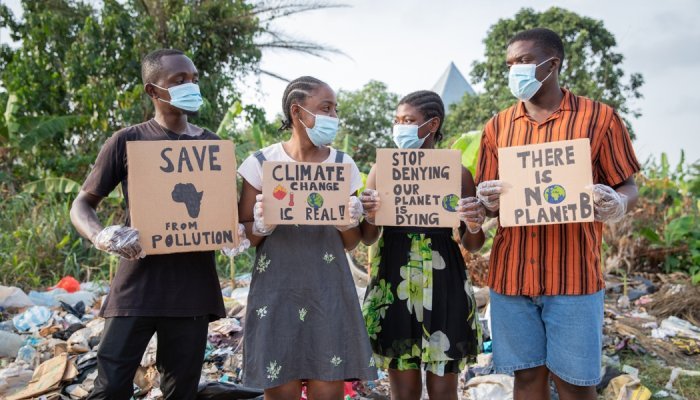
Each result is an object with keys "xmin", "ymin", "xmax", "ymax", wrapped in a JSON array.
[{"xmin": 237, "ymin": 76, "xmax": 376, "ymax": 399}]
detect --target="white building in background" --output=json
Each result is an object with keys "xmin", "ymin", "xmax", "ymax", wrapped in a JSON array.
[{"xmin": 432, "ymin": 62, "xmax": 475, "ymax": 113}]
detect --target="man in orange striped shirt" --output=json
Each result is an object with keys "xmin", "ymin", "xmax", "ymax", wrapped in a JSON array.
[{"xmin": 474, "ymin": 28, "xmax": 640, "ymax": 400}]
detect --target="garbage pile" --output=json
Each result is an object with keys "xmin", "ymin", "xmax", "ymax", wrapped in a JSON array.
[{"xmin": 2, "ymin": 271, "xmax": 698, "ymax": 400}]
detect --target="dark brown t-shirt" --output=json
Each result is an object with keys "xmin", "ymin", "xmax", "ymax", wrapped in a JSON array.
[{"xmin": 82, "ymin": 120, "xmax": 225, "ymax": 320}]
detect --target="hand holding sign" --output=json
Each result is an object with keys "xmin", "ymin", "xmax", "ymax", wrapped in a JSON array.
[
  {"xmin": 93, "ymin": 225, "xmax": 145, "ymax": 260},
  {"xmin": 590, "ymin": 184, "xmax": 627, "ymax": 223},
  {"xmin": 360, "ymin": 189, "xmax": 381, "ymax": 225},
  {"xmin": 336, "ymin": 196, "xmax": 363, "ymax": 231},
  {"xmin": 458, "ymin": 197, "xmax": 485, "ymax": 233},
  {"xmin": 253, "ymin": 194, "xmax": 277, "ymax": 236},
  {"xmin": 476, "ymin": 180, "xmax": 506, "ymax": 212}
]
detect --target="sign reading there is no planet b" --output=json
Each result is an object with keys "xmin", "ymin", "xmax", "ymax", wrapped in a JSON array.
[
  {"xmin": 262, "ymin": 161, "xmax": 351, "ymax": 225},
  {"xmin": 127, "ymin": 140, "xmax": 238, "ymax": 255},
  {"xmin": 498, "ymin": 138, "xmax": 594, "ymax": 227},
  {"xmin": 375, "ymin": 149, "xmax": 462, "ymax": 228}
]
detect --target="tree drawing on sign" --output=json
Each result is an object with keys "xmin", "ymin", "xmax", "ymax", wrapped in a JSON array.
[{"xmin": 171, "ymin": 183, "xmax": 204, "ymax": 218}]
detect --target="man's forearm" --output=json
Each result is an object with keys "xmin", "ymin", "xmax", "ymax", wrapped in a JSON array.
[{"xmin": 70, "ymin": 191, "xmax": 105, "ymax": 242}]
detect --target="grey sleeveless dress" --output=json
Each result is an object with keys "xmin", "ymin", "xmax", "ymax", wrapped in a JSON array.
[{"xmin": 242, "ymin": 151, "xmax": 377, "ymax": 389}]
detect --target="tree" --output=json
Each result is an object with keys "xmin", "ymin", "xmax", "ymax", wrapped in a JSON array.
[
  {"xmin": 0, "ymin": 0, "xmax": 342, "ymax": 186},
  {"xmin": 335, "ymin": 80, "xmax": 399, "ymax": 173},
  {"xmin": 444, "ymin": 7, "xmax": 644, "ymax": 139}
]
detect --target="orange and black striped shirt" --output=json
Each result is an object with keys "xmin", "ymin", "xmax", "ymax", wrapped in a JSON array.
[{"xmin": 475, "ymin": 89, "xmax": 640, "ymax": 296}]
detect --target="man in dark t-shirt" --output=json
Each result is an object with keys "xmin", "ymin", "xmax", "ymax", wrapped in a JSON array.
[{"xmin": 70, "ymin": 49, "xmax": 226, "ymax": 399}]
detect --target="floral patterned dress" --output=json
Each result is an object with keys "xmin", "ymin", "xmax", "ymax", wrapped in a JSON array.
[
  {"xmin": 362, "ymin": 226, "xmax": 481, "ymax": 376},
  {"xmin": 243, "ymin": 224, "xmax": 377, "ymax": 389}
]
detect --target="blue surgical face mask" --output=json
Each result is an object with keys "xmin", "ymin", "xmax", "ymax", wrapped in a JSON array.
[
  {"xmin": 392, "ymin": 118, "xmax": 434, "ymax": 149},
  {"xmin": 152, "ymin": 82, "xmax": 203, "ymax": 112},
  {"xmin": 298, "ymin": 105, "xmax": 339, "ymax": 146},
  {"xmin": 508, "ymin": 57, "xmax": 555, "ymax": 101}
]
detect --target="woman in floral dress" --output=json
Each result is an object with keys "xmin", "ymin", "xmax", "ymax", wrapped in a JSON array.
[
  {"xmin": 238, "ymin": 76, "xmax": 376, "ymax": 399},
  {"xmin": 359, "ymin": 91, "xmax": 485, "ymax": 400}
]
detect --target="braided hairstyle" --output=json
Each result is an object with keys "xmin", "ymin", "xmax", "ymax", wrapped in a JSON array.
[
  {"xmin": 398, "ymin": 90, "xmax": 445, "ymax": 142},
  {"xmin": 279, "ymin": 76, "xmax": 327, "ymax": 131}
]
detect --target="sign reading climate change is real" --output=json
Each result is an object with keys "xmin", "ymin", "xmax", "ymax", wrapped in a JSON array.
[
  {"xmin": 127, "ymin": 140, "xmax": 238, "ymax": 255},
  {"xmin": 375, "ymin": 149, "xmax": 462, "ymax": 228},
  {"xmin": 498, "ymin": 138, "xmax": 594, "ymax": 227},
  {"xmin": 263, "ymin": 161, "xmax": 351, "ymax": 225}
]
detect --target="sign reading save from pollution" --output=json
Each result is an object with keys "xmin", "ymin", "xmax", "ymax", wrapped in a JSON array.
[
  {"xmin": 375, "ymin": 149, "xmax": 462, "ymax": 228},
  {"xmin": 262, "ymin": 161, "xmax": 351, "ymax": 225},
  {"xmin": 127, "ymin": 140, "xmax": 238, "ymax": 255},
  {"xmin": 498, "ymin": 138, "xmax": 594, "ymax": 227}
]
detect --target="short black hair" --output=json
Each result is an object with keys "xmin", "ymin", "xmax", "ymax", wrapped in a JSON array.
[
  {"xmin": 279, "ymin": 76, "xmax": 327, "ymax": 131},
  {"xmin": 508, "ymin": 28, "xmax": 565, "ymax": 71},
  {"xmin": 141, "ymin": 49, "xmax": 186, "ymax": 85},
  {"xmin": 398, "ymin": 90, "xmax": 445, "ymax": 142}
]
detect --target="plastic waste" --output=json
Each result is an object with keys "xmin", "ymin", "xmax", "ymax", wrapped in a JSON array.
[
  {"xmin": 463, "ymin": 374, "xmax": 514, "ymax": 399},
  {"xmin": 0, "ymin": 362, "xmax": 34, "ymax": 397},
  {"xmin": 0, "ymin": 331, "xmax": 24, "ymax": 358},
  {"xmin": 659, "ymin": 316, "xmax": 700, "ymax": 341},
  {"xmin": 603, "ymin": 374, "xmax": 651, "ymax": 400},
  {"xmin": 0, "ymin": 320, "xmax": 16, "ymax": 332},
  {"xmin": 0, "ymin": 286, "xmax": 34, "ymax": 309},
  {"xmin": 51, "ymin": 276, "xmax": 80, "ymax": 293},
  {"xmin": 12, "ymin": 305, "xmax": 52, "ymax": 332},
  {"xmin": 54, "ymin": 290, "xmax": 97, "ymax": 308},
  {"xmin": 28, "ymin": 289, "xmax": 66, "ymax": 307},
  {"xmin": 16, "ymin": 343, "xmax": 37, "ymax": 366}
]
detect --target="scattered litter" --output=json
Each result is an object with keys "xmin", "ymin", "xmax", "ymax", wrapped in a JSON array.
[
  {"xmin": 12, "ymin": 306, "xmax": 52, "ymax": 332},
  {"xmin": 0, "ymin": 286, "xmax": 34, "ymax": 309},
  {"xmin": 621, "ymin": 364, "xmax": 639, "ymax": 378},
  {"xmin": 51, "ymin": 276, "xmax": 81, "ymax": 293},
  {"xmin": 463, "ymin": 374, "xmax": 514, "ymax": 399},
  {"xmin": 0, "ymin": 331, "xmax": 24, "ymax": 358},
  {"xmin": 659, "ymin": 316, "xmax": 700, "ymax": 341},
  {"xmin": 603, "ymin": 374, "xmax": 651, "ymax": 400}
]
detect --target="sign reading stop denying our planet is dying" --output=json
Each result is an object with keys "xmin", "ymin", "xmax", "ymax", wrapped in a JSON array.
[
  {"xmin": 375, "ymin": 149, "xmax": 462, "ymax": 228},
  {"xmin": 498, "ymin": 138, "xmax": 594, "ymax": 227},
  {"xmin": 127, "ymin": 140, "xmax": 238, "ymax": 255},
  {"xmin": 262, "ymin": 161, "xmax": 351, "ymax": 225}
]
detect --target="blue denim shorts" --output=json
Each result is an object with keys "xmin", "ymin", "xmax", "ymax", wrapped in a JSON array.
[{"xmin": 490, "ymin": 289, "xmax": 604, "ymax": 386}]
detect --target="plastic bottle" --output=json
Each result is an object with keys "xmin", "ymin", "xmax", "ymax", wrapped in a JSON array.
[{"xmin": 17, "ymin": 343, "xmax": 37, "ymax": 366}]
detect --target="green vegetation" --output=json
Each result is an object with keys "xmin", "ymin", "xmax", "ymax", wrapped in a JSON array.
[
  {"xmin": 619, "ymin": 352, "xmax": 700, "ymax": 399},
  {"xmin": 633, "ymin": 152, "xmax": 700, "ymax": 283}
]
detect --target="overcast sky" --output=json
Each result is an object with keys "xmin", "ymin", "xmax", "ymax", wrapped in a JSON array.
[{"xmin": 2, "ymin": 0, "xmax": 698, "ymax": 166}]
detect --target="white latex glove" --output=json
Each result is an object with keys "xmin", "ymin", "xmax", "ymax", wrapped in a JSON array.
[
  {"xmin": 222, "ymin": 224, "xmax": 251, "ymax": 257},
  {"xmin": 92, "ymin": 225, "xmax": 145, "ymax": 260},
  {"xmin": 458, "ymin": 197, "xmax": 485, "ymax": 234},
  {"xmin": 252, "ymin": 194, "xmax": 276, "ymax": 236},
  {"xmin": 476, "ymin": 180, "xmax": 505, "ymax": 212},
  {"xmin": 336, "ymin": 196, "xmax": 363, "ymax": 232},
  {"xmin": 591, "ymin": 184, "xmax": 627, "ymax": 223},
  {"xmin": 359, "ymin": 189, "xmax": 381, "ymax": 225}
]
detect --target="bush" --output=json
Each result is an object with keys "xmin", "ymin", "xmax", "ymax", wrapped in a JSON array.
[
  {"xmin": 604, "ymin": 152, "xmax": 700, "ymax": 283},
  {"xmin": 0, "ymin": 193, "xmax": 120, "ymax": 290}
]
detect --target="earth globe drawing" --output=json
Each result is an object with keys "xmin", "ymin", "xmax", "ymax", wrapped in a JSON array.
[
  {"xmin": 442, "ymin": 194, "xmax": 460, "ymax": 212},
  {"xmin": 307, "ymin": 192, "xmax": 324, "ymax": 209},
  {"xmin": 544, "ymin": 184, "xmax": 566, "ymax": 204}
]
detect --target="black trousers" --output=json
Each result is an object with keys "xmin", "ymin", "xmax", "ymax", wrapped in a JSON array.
[{"xmin": 87, "ymin": 316, "xmax": 209, "ymax": 400}]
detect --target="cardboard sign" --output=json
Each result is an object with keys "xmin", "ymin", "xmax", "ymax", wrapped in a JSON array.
[
  {"xmin": 498, "ymin": 138, "xmax": 594, "ymax": 227},
  {"xmin": 127, "ymin": 140, "xmax": 238, "ymax": 255},
  {"xmin": 262, "ymin": 161, "xmax": 351, "ymax": 225},
  {"xmin": 375, "ymin": 149, "xmax": 462, "ymax": 228}
]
